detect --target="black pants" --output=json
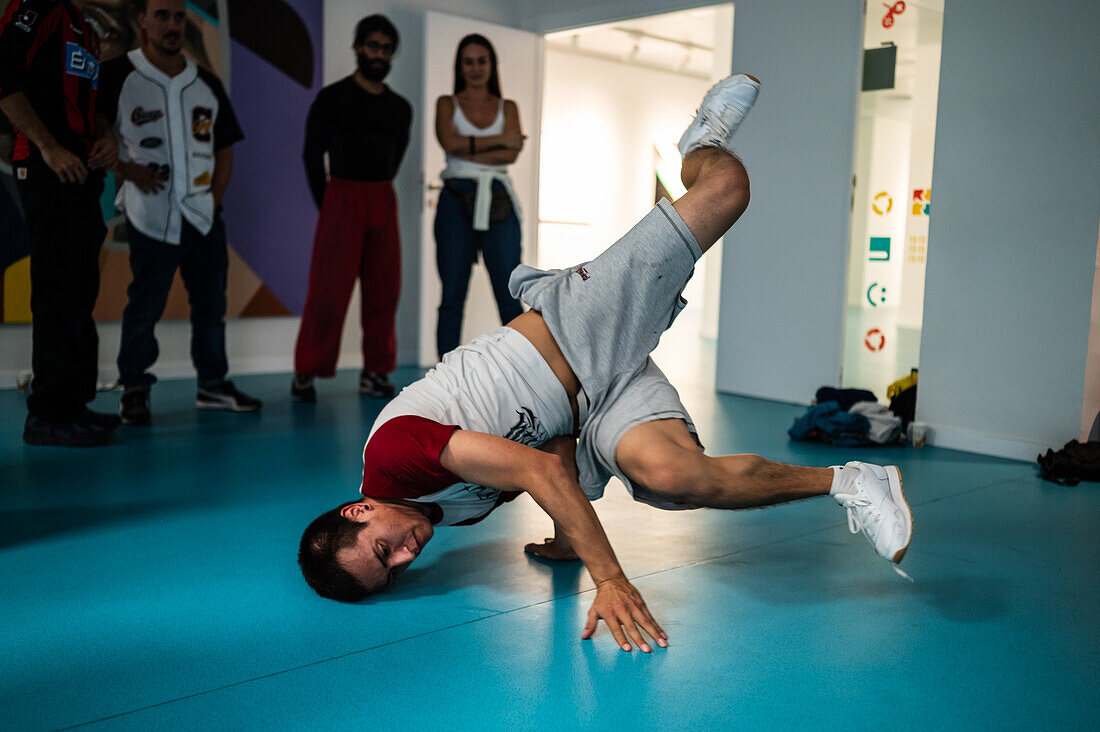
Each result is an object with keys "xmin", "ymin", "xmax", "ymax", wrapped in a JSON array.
[
  {"xmin": 16, "ymin": 160, "xmax": 105, "ymax": 421},
  {"xmin": 117, "ymin": 217, "xmax": 229, "ymax": 389}
]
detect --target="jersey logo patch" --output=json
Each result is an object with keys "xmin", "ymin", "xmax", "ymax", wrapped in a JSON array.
[
  {"xmin": 504, "ymin": 407, "xmax": 547, "ymax": 447},
  {"xmin": 575, "ymin": 265, "xmax": 590, "ymax": 281},
  {"xmin": 193, "ymin": 171, "xmax": 211, "ymax": 186},
  {"xmin": 15, "ymin": 9, "xmax": 37, "ymax": 31},
  {"xmin": 131, "ymin": 107, "xmax": 164, "ymax": 126},
  {"xmin": 63, "ymin": 42, "xmax": 98, "ymax": 89},
  {"xmin": 191, "ymin": 106, "xmax": 212, "ymax": 142}
]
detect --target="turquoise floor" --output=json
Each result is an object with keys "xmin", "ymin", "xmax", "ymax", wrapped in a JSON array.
[{"xmin": 2, "ymin": 368, "xmax": 1097, "ymax": 730}]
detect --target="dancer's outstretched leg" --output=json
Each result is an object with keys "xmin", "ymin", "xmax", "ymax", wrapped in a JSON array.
[{"xmin": 615, "ymin": 419, "xmax": 913, "ymax": 567}]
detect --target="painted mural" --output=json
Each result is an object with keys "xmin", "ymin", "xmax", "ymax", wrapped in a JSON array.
[{"xmin": 0, "ymin": 0, "xmax": 322, "ymax": 323}]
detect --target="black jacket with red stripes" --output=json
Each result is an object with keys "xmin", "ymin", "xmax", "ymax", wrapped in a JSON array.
[{"xmin": 0, "ymin": 0, "xmax": 100, "ymax": 163}]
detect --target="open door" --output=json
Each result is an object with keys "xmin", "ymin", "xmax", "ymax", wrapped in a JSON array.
[{"xmin": 419, "ymin": 11, "xmax": 542, "ymax": 366}]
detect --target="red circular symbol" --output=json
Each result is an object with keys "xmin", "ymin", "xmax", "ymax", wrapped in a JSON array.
[{"xmin": 864, "ymin": 328, "xmax": 886, "ymax": 352}]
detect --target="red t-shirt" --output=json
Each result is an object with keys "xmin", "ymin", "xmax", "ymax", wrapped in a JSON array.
[
  {"xmin": 360, "ymin": 415, "xmax": 522, "ymax": 525},
  {"xmin": 361, "ymin": 415, "xmax": 461, "ymax": 498}
]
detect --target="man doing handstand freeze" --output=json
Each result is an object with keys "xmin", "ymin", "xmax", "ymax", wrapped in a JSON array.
[{"xmin": 299, "ymin": 75, "xmax": 913, "ymax": 653}]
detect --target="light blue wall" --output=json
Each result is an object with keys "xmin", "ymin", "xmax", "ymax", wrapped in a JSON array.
[
  {"xmin": 917, "ymin": 0, "xmax": 1100, "ymax": 458},
  {"xmin": 715, "ymin": 0, "xmax": 863, "ymax": 404}
]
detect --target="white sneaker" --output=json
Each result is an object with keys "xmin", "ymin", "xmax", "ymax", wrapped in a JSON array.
[
  {"xmin": 833, "ymin": 461, "xmax": 912, "ymax": 565},
  {"xmin": 677, "ymin": 73, "xmax": 761, "ymax": 156}
]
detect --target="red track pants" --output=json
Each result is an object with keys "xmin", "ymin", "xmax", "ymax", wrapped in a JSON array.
[{"xmin": 294, "ymin": 178, "xmax": 400, "ymax": 377}]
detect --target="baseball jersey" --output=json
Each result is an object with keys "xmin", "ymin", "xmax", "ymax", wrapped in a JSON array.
[
  {"xmin": 361, "ymin": 327, "xmax": 574, "ymax": 526},
  {"xmin": 97, "ymin": 49, "xmax": 243, "ymax": 244},
  {"xmin": 0, "ymin": 0, "xmax": 100, "ymax": 163}
]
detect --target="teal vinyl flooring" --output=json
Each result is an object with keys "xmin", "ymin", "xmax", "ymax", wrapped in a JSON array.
[{"xmin": 1, "ymin": 368, "xmax": 1097, "ymax": 730}]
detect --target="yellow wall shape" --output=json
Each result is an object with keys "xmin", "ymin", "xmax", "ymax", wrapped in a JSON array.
[{"xmin": 3, "ymin": 256, "xmax": 32, "ymax": 323}]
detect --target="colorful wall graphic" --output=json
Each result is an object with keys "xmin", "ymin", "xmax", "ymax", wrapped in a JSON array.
[{"xmin": 0, "ymin": 0, "xmax": 322, "ymax": 323}]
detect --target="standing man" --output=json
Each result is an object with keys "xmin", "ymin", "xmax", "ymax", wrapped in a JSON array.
[
  {"xmin": 0, "ymin": 0, "xmax": 121, "ymax": 446},
  {"xmin": 97, "ymin": 0, "xmax": 260, "ymax": 424},
  {"xmin": 291, "ymin": 14, "xmax": 412, "ymax": 402}
]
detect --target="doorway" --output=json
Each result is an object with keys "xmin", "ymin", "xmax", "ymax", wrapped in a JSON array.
[
  {"xmin": 539, "ymin": 4, "xmax": 734, "ymax": 389},
  {"xmin": 842, "ymin": 0, "xmax": 943, "ymax": 400}
]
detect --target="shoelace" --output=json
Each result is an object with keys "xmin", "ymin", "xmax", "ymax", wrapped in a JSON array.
[{"xmin": 836, "ymin": 491, "xmax": 914, "ymax": 582}]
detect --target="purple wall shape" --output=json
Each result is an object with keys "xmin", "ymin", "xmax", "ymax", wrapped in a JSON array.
[{"xmin": 223, "ymin": 0, "xmax": 322, "ymax": 315}]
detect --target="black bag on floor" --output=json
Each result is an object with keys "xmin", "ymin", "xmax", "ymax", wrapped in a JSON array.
[
  {"xmin": 889, "ymin": 384, "xmax": 917, "ymax": 430},
  {"xmin": 1037, "ymin": 440, "xmax": 1100, "ymax": 486}
]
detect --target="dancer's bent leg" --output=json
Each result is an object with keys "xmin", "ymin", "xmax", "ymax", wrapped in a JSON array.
[
  {"xmin": 616, "ymin": 418, "xmax": 831, "ymax": 508},
  {"xmin": 673, "ymin": 147, "xmax": 751, "ymax": 254}
]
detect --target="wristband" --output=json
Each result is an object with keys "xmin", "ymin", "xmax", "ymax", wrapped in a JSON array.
[{"xmin": 469, "ymin": 135, "xmax": 475, "ymax": 155}]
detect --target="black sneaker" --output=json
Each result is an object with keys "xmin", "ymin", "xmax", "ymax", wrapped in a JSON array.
[
  {"xmin": 119, "ymin": 387, "xmax": 152, "ymax": 425},
  {"xmin": 359, "ymin": 371, "xmax": 396, "ymax": 398},
  {"xmin": 196, "ymin": 380, "xmax": 262, "ymax": 412},
  {"xmin": 290, "ymin": 373, "xmax": 316, "ymax": 402},
  {"xmin": 23, "ymin": 414, "xmax": 111, "ymax": 447},
  {"xmin": 83, "ymin": 407, "xmax": 122, "ymax": 430}
]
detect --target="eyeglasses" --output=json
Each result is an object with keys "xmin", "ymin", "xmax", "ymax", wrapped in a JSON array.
[{"xmin": 363, "ymin": 40, "xmax": 395, "ymax": 55}]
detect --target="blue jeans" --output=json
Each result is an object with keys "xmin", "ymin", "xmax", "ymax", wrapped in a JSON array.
[
  {"xmin": 434, "ymin": 178, "xmax": 524, "ymax": 358},
  {"xmin": 117, "ymin": 216, "xmax": 228, "ymax": 389}
]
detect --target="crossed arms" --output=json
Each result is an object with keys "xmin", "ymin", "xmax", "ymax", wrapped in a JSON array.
[{"xmin": 439, "ymin": 430, "xmax": 667, "ymax": 653}]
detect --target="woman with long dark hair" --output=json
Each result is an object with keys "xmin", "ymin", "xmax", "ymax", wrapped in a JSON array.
[{"xmin": 433, "ymin": 34, "xmax": 526, "ymax": 358}]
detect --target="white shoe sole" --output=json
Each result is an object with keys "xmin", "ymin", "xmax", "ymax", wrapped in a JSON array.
[
  {"xmin": 195, "ymin": 399, "xmax": 260, "ymax": 412},
  {"xmin": 884, "ymin": 465, "xmax": 912, "ymax": 563}
]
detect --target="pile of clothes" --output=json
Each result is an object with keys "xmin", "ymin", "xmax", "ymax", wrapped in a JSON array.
[
  {"xmin": 788, "ymin": 374, "xmax": 917, "ymax": 447},
  {"xmin": 1038, "ymin": 439, "xmax": 1100, "ymax": 485}
]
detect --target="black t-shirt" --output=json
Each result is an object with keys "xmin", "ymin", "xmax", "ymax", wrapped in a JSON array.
[
  {"xmin": 0, "ymin": 0, "xmax": 101, "ymax": 161},
  {"xmin": 302, "ymin": 76, "xmax": 412, "ymax": 208}
]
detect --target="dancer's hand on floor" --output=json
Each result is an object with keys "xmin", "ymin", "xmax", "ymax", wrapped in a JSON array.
[
  {"xmin": 583, "ymin": 575, "xmax": 668, "ymax": 653},
  {"xmin": 524, "ymin": 537, "xmax": 580, "ymax": 561}
]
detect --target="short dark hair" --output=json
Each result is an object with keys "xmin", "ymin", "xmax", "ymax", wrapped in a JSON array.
[
  {"xmin": 454, "ymin": 33, "xmax": 501, "ymax": 98},
  {"xmin": 298, "ymin": 501, "xmax": 372, "ymax": 602},
  {"xmin": 353, "ymin": 14, "xmax": 399, "ymax": 51}
]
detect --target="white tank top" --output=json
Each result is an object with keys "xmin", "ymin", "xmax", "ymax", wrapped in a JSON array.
[{"xmin": 452, "ymin": 96, "xmax": 504, "ymax": 136}]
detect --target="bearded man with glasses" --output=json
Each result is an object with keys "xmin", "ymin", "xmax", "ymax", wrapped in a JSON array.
[{"xmin": 292, "ymin": 14, "xmax": 412, "ymax": 403}]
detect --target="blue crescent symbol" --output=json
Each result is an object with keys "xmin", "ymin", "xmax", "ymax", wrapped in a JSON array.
[{"xmin": 866, "ymin": 282, "xmax": 887, "ymax": 307}]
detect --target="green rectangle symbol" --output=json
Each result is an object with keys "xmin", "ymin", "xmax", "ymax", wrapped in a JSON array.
[{"xmin": 869, "ymin": 236, "xmax": 891, "ymax": 261}]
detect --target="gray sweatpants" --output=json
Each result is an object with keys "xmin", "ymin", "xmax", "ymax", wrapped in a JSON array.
[{"xmin": 509, "ymin": 198, "xmax": 705, "ymax": 509}]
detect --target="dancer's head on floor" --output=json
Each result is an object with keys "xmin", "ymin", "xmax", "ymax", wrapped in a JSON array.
[{"xmin": 299, "ymin": 498, "xmax": 435, "ymax": 601}]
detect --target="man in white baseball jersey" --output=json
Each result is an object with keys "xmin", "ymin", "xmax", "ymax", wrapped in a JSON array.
[{"xmin": 98, "ymin": 0, "xmax": 260, "ymax": 424}]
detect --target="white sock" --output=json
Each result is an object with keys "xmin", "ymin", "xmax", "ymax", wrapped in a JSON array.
[{"xmin": 829, "ymin": 465, "xmax": 858, "ymax": 496}]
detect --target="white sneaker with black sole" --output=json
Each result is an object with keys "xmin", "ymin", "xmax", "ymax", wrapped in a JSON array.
[
  {"xmin": 677, "ymin": 73, "xmax": 761, "ymax": 156},
  {"xmin": 832, "ymin": 461, "xmax": 913, "ymax": 576},
  {"xmin": 196, "ymin": 380, "xmax": 262, "ymax": 412}
]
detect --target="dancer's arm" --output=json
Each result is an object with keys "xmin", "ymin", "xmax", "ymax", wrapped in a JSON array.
[
  {"xmin": 525, "ymin": 435, "xmax": 582, "ymax": 560},
  {"xmin": 441, "ymin": 429, "xmax": 666, "ymax": 653}
]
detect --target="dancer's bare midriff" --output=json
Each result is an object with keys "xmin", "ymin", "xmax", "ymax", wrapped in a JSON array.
[{"xmin": 506, "ymin": 310, "xmax": 582, "ymax": 428}]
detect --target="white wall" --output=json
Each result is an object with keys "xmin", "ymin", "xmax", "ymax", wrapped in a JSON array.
[
  {"xmin": 917, "ymin": 0, "xmax": 1100, "ymax": 460},
  {"xmin": 519, "ymin": 0, "xmax": 716, "ymax": 34},
  {"xmin": 538, "ymin": 49, "xmax": 710, "ymax": 269}
]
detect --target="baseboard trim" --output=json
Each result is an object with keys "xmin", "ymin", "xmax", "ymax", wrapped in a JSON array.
[{"xmin": 927, "ymin": 424, "xmax": 1049, "ymax": 463}]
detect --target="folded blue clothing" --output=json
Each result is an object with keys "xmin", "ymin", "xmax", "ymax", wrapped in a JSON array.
[{"xmin": 789, "ymin": 401, "xmax": 874, "ymax": 447}]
